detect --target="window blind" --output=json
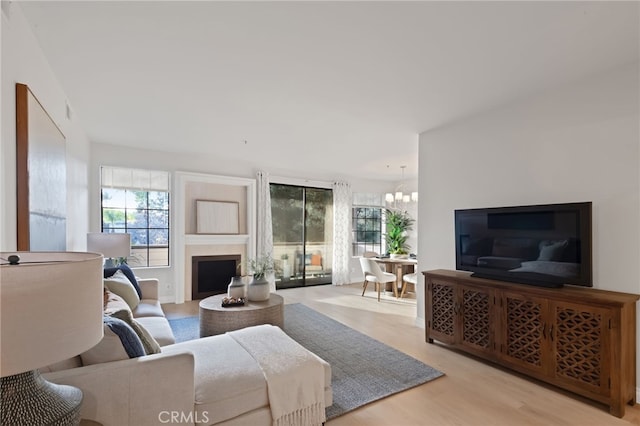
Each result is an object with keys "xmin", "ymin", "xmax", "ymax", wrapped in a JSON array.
[
  {"xmin": 352, "ymin": 192, "xmax": 383, "ymax": 207},
  {"xmin": 101, "ymin": 166, "xmax": 169, "ymax": 192}
]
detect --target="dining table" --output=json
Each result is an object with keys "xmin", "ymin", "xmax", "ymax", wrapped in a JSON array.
[{"xmin": 374, "ymin": 257, "xmax": 418, "ymax": 297}]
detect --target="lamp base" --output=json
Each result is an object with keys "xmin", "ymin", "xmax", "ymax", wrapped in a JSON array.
[{"xmin": 1, "ymin": 370, "xmax": 82, "ymax": 426}]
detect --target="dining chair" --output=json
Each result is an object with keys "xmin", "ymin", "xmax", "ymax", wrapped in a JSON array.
[
  {"xmin": 401, "ymin": 272, "xmax": 417, "ymax": 299},
  {"xmin": 359, "ymin": 257, "xmax": 396, "ymax": 302}
]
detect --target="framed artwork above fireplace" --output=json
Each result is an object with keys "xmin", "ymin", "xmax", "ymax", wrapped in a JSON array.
[{"xmin": 196, "ymin": 200, "xmax": 240, "ymax": 234}]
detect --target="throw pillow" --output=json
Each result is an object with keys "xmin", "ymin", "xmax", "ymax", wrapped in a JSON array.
[
  {"xmin": 81, "ymin": 316, "xmax": 145, "ymax": 365},
  {"xmin": 104, "ymin": 263, "xmax": 142, "ymax": 299},
  {"xmin": 311, "ymin": 254, "xmax": 322, "ymax": 266},
  {"xmin": 110, "ymin": 308, "xmax": 161, "ymax": 355},
  {"xmin": 104, "ymin": 289, "xmax": 132, "ymax": 315},
  {"xmin": 537, "ymin": 240, "xmax": 568, "ymax": 261},
  {"xmin": 104, "ymin": 270, "xmax": 141, "ymax": 310}
]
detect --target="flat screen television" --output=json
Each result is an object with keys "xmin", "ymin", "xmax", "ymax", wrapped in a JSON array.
[{"xmin": 455, "ymin": 202, "xmax": 592, "ymax": 288}]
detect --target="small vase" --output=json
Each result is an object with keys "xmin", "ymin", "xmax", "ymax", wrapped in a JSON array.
[
  {"xmin": 247, "ymin": 276, "xmax": 271, "ymax": 301},
  {"xmin": 227, "ymin": 276, "xmax": 246, "ymax": 299}
]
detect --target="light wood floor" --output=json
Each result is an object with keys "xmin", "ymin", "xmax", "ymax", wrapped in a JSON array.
[{"xmin": 163, "ymin": 283, "xmax": 640, "ymax": 426}]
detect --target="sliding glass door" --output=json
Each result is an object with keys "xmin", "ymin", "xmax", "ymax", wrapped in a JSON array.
[{"xmin": 270, "ymin": 184, "xmax": 333, "ymax": 289}]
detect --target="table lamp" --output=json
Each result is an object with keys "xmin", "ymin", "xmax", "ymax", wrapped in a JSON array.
[
  {"xmin": 0, "ymin": 251, "xmax": 104, "ymax": 425},
  {"xmin": 87, "ymin": 232, "xmax": 131, "ymax": 267}
]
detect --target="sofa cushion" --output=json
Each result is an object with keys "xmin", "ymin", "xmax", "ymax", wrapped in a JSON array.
[
  {"xmin": 39, "ymin": 356, "xmax": 82, "ymax": 373},
  {"xmin": 110, "ymin": 309, "xmax": 161, "ymax": 355},
  {"xmin": 104, "ymin": 270, "xmax": 140, "ymax": 310},
  {"xmin": 104, "ymin": 263, "xmax": 142, "ymax": 298},
  {"xmin": 81, "ymin": 316, "xmax": 145, "ymax": 365},
  {"xmin": 132, "ymin": 299, "xmax": 165, "ymax": 318},
  {"xmin": 162, "ymin": 334, "xmax": 269, "ymax": 424},
  {"xmin": 136, "ymin": 316, "xmax": 176, "ymax": 346}
]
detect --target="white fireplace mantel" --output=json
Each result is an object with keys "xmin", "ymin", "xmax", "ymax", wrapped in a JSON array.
[
  {"xmin": 173, "ymin": 171, "xmax": 257, "ymax": 304},
  {"xmin": 184, "ymin": 234, "xmax": 250, "ymax": 245}
]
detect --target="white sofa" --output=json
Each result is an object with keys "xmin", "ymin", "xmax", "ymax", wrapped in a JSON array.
[{"xmin": 42, "ymin": 278, "xmax": 332, "ymax": 425}]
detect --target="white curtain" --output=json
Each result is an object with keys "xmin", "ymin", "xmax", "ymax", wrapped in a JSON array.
[
  {"xmin": 332, "ymin": 181, "xmax": 352, "ymax": 285},
  {"xmin": 256, "ymin": 171, "xmax": 276, "ymax": 292}
]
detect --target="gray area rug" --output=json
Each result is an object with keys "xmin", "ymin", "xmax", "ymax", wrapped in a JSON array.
[
  {"xmin": 168, "ymin": 303, "xmax": 444, "ymax": 419},
  {"xmin": 168, "ymin": 316, "xmax": 200, "ymax": 343}
]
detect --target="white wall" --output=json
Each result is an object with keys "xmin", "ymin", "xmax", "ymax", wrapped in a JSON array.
[
  {"xmin": 417, "ymin": 62, "xmax": 639, "ymax": 386},
  {"xmin": 1, "ymin": 3, "xmax": 91, "ymax": 251},
  {"xmin": 1, "ymin": 4, "xmax": 408, "ymax": 297},
  {"xmin": 91, "ymin": 142, "xmax": 398, "ymax": 300}
]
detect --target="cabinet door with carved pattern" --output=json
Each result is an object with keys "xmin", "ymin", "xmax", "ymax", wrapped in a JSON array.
[
  {"xmin": 426, "ymin": 279, "xmax": 457, "ymax": 344},
  {"xmin": 549, "ymin": 301, "xmax": 610, "ymax": 397},
  {"xmin": 500, "ymin": 291, "xmax": 548, "ymax": 376},
  {"xmin": 459, "ymin": 284, "xmax": 495, "ymax": 357}
]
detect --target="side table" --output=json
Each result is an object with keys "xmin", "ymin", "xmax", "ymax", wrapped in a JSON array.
[{"xmin": 199, "ymin": 293, "xmax": 284, "ymax": 337}]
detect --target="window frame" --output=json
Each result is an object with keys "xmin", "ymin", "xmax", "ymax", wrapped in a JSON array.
[
  {"xmin": 100, "ymin": 167, "xmax": 170, "ymax": 268},
  {"xmin": 351, "ymin": 205, "xmax": 383, "ymax": 256}
]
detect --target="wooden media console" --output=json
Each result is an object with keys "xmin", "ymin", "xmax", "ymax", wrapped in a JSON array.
[{"xmin": 423, "ymin": 269, "xmax": 638, "ymax": 417}]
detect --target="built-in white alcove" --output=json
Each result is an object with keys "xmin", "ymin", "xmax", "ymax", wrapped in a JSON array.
[{"xmin": 174, "ymin": 171, "xmax": 256, "ymax": 303}]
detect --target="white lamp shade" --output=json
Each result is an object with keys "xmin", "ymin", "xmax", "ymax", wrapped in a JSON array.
[
  {"xmin": 0, "ymin": 252, "xmax": 104, "ymax": 376},
  {"xmin": 87, "ymin": 233, "xmax": 131, "ymax": 258},
  {"xmin": 402, "ymin": 195, "xmax": 410, "ymax": 203},
  {"xmin": 395, "ymin": 191, "xmax": 403, "ymax": 201},
  {"xmin": 385, "ymin": 193, "xmax": 394, "ymax": 203},
  {"xmin": 411, "ymin": 192, "xmax": 418, "ymax": 202}
]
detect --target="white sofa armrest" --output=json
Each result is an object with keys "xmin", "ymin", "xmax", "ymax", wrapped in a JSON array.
[
  {"xmin": 138, "ymin": 278, "xmax": 159, "ymax": 300},
  {"xmin": 44, "ymin": 352, "xmax": 195, "ymax": 426}
]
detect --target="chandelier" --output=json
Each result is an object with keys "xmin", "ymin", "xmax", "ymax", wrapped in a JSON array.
[{"xmin": 385, "ymin": 166, "xmax": 418, "ymax": 204}]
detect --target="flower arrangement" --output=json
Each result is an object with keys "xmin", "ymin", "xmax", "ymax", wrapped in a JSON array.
[{"xmin": 246, "ymin": 254, "xmax": 275, "ymax": 280}]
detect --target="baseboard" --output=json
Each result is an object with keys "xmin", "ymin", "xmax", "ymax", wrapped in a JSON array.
[{"xmin": 636, "ymin": 387, "xmax": 640, "ymax": 405}]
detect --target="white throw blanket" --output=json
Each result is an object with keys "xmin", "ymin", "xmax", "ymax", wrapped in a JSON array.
[{"xmin": 228, "ymin": 325, "xmax": 326, "ymax": 426}]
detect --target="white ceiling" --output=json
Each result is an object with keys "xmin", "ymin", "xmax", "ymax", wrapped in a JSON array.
[{"xmin": 18, "ymin": 1, "xmax": 639, "ymax": 182}]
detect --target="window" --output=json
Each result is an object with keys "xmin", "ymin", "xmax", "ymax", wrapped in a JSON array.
[
  {"xmin": 100, "ymin": 167, "xmax": 170, "ymax": 267},
  {"xmin": 352, "ymin": 193, "xmax": 383, "ymax": 256}
]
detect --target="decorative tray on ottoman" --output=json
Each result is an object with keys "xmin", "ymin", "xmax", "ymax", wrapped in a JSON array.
[{"xmin": 221, "ymin": 297, "xmax": 245, "ymax": 307}]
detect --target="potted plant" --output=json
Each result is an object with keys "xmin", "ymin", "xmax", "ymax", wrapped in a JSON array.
[
  {"xmin": 385, "ymin": 209, "xmax": 414, "ymax": 259},
  {"xmin": 246, "ymin": 254, "xmax": 275, "ymax": 301}
]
